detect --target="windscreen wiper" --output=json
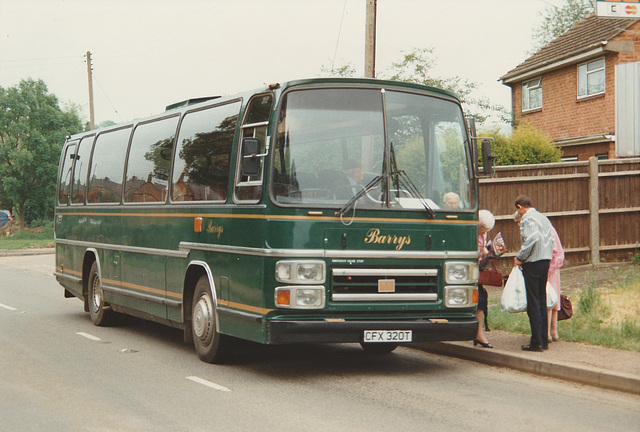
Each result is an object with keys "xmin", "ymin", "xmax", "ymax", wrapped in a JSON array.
[
  {"xmin": 335, "ymin": 175, "xmax": 383, "ymax": 217},
  {"xmin": 389, "ymin": 142, "xmax": 436, "ymax": 218}
]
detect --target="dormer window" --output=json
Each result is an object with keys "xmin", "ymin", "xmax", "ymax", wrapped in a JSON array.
[
  {"xmin": 577, "ymin": 57, "xmax": 605, "ymax": 98},
  {"xmin": 522, "ymin": 77, "xmax": 542, "ymax": 111}
]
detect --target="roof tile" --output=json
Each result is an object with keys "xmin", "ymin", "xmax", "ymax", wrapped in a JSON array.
[{"xmin": 501, "ymin": 14, "xmax": 639, "ymax": 81}]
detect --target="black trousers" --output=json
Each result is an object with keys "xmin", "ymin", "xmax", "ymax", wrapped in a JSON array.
[{"xmin": 521, "ymin": 260, "xmax": 551, "ymax": 347}]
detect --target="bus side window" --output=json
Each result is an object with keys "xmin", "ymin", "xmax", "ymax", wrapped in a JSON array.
[
  {"xmin": 58, "ymin": 142, "xmax": 77, "ymax": 205},
  {"xmin": 170, "ymin": 101, "xmax": 240, "ymax": 203},
  {"xmin": 70, "ymin": 135, "xmax": 95, "ymax": 205},
  {"xmin": 87, "ymin": 127, "xmax": 132, "ymax": 204},
  {"xmin": 234, "ymin": 94, "xmax": 273, "ymax": 203},
  {"xmin": 125, "ymin": 116, "xmax": 179, "ymax": 204}
]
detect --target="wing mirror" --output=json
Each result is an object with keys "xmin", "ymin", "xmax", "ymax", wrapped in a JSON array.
[
  {"xmin": 481, "ymin": 138, "xmax": 495, "ymax": 176},
  {"xmin": 241, "ymin": 137, "xmax": 263, "ymax": 177}
]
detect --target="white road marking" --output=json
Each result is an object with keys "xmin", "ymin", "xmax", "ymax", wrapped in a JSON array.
[
  {"xmin": 76, "ymin": 332, "xmax": 102, "ymax": 341},
  {"xmin": 0, "ymin": 303, "xmax": 17, "ymax": 311},
  {"xmin": 186, "ymin": 376, "xmax": 231, "ymax": 392}
]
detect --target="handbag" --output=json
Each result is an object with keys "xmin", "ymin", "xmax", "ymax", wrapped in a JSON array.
[
  {"xmin": 500, "ymin": 266, "xmax": 527, "ymax": 313},
  {"xmin": 479, "ymin": 268, "xmax": 503, "ymax": 287},
  {"xmin": 479, "ymin": 262, "xmax": 503, "ymax": 287},
  {"xmin": 557, "ymin": 295, "xmax": 573, "ymax": 321}
]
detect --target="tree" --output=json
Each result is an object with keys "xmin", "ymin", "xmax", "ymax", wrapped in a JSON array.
[
  {"xmin": 531, "ymin": 0, "xmax": 594, "ymax": 52},
  {"xmin": 320, "ymin": 62, "xmax": 356, "ymax": 77},
  {"xmin": 0, "ymin": 79, "xmax": 83, "ymax": 228},
  {"xmin": 387, "ymin": 47, "xmax": 475, "ymax": 100},
  {"xmin": 481, "ymin": 123, "xmax": 562, "ymax": 166}
]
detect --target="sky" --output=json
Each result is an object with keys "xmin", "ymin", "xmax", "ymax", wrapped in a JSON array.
[{"xmin": 1, "ymin": 0, "xmax": 567, "ymax": 129}]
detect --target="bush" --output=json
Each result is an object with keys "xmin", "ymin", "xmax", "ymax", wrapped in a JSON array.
[
  {"xmin": 509, "ymin": 123, "xmax": 562, "ymax": 165},
  {"xmin": 480, "ymin": 123, "xmax": 562, "ymax": 166}
]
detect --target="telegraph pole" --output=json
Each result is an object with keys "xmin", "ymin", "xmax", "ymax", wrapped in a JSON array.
[
  {"xmin": 364, "ymin": 0, "xmax": 376, "ymax": 78},
  {"xmin": 86, "ymin": 51, "xmax": 95, "ymax": 129}
]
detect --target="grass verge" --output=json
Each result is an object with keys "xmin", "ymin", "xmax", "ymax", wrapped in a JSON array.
[
  {"xmin": 0, "ymin": 223, "xmax": 54, "ymax": 250},
  {"xmin": 488, "ymin": 264, "xmax": 640, "ymax": 352}
]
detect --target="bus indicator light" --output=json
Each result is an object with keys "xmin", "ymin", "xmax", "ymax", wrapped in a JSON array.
[
  {"xmin": 194, "ymin": 217, "xmax": 203, "ymax": 233},
  {"xmin": 276, "ymin": 289, "xmax": 291, "ymax": 307}
]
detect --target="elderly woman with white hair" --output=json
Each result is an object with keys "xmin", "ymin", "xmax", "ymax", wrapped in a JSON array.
[{"xmin": 475, "ymin": 209, "xmax": 497, "ymax": 348}]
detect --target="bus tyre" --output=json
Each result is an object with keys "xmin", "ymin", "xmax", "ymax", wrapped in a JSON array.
[
  {"xmin": 192, "ymin": 276, "xmax": 228, "ymax": 363},
  {"xmin": 87, "ymin": 262, "xmax": 114, "ymax": 326},
  {"xmin": 360, "ymin": 342, "xmax": 398, "ymax": 354}
]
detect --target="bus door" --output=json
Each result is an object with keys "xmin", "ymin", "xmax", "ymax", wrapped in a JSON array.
[{"xmin": 227, "ymin": 94, "xmax": 273, "ymax": 340}]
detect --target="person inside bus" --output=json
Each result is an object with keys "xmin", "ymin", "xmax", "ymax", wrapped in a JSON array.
[
  {"xmin": 442, "ymin": 192, "xmax": 460, "ymax": 209},
  {"xmin": 343, "ymin": 158, "xmax": 364, "ymax": 196}
]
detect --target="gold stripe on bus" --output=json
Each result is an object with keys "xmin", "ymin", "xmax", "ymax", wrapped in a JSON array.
[
  {"xmin": 267, "ymin": 214, "xmax": 475, "ymax": 224},
  {"xmin": 218, "ymin": 299, "xmax": 272, "ymax": 315},
  {"xmin": 56, "ymin": 211, "xmax": 477, "ymax": 225},
  {"xmin": 102, "ymin": 278, "xmax": 182, "ymax": 299},
  {"xmin": 57, "ymin": 267, "xmax": 82, "ymax": 277},
  {"xmin": 58, "ymin": 267, "xmax": 265, "ymax": 313}
]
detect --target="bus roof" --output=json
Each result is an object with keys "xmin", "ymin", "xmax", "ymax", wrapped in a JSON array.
[
  {"xmin": 66, "ymin": 77, "xmax": 462, "ymax": 141},
  {"xmin": 278, "ymin": 77, "xmax": 461, "ymax": 101}
]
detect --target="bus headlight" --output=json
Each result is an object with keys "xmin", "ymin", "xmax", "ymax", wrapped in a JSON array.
[
  {"xmin": 276, "ymin": 260, "xmax": 326, "ymax": 284},
  {"xmin": 444, "ymin": 286, "xmax": 476, "ymax": 308},
  {"xmin": 444, "ymin": 262, "xmax": 478, "ymax": 284},
  {"xmin": 275, "ymin": 286, "xmax": 325, "ymax": 309}
]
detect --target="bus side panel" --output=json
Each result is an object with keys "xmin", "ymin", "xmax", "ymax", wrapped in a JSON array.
[
  {"xmin": 55, "ymin": 213, "xmax": 89, "ymax": 298},
  {"xmin": 55, "ymin": 241, "xmax": 82, "ymax": 298},
  {"xmin": 166, "ymin": 256, "xmax": 188, "ymax": 323},
  {"xmin": 223, "ymin": 252, "xmax": 265, "ymax": 342},
  {"xmin": 119, "ymin": 250, "xmax": 167, "ymax": 319}
]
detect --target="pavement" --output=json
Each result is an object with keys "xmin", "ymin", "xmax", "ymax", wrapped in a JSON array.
[
  {"xmin": 414, "ymin": 330, "xmax": 640, "ymax": 396},
  {"xmin": 3, "ymin": 247, "xmax": 639, "ymax": 396}
]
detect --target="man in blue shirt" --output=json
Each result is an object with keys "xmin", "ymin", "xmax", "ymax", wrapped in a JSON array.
[{"xmin": 514, "ymin": 195, "xmax": 554, "ymax": 351}]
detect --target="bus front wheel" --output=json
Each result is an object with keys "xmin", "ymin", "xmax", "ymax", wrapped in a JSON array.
[
  {"xmin": 87, "ymin": 262, "xmax": 114, "ymax": 326},
  {"xmin": 192, "ymin": 276, "xmax": 229, "ymax": 363}
]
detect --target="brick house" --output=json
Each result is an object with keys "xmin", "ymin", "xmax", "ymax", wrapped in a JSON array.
[{"xmin": 500, "ymin": 15, "xmax": 640, "ymax": 161}]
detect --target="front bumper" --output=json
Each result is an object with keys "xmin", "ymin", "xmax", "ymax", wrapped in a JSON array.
[{"xmin": 267, "ymin": 318, "xmax": 478, "ymax": 344}]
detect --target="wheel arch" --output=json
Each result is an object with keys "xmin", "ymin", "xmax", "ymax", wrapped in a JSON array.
[
  {"xmin": 182, "ymin": 261, "xmax": 217, "ymax": 324},
  {"xmin": 81, "ymin": 248, "xmax": 100, "ymax": 311}
]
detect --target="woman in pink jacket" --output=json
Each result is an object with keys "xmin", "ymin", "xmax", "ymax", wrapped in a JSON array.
[{"xmin": 547, "ymin": 227, "xmax": 564, "ymax": 342}]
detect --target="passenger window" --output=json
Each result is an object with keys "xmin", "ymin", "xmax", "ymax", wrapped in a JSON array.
[
  {"xmin": 171, "ymin": 101, "xmax": 240, "ymax": 202},
  {"xmin": 87, "ymin": 127, "xmax": 132, "ymax": 204},
  {"xmin": 235, "ymin": 94, "xmax": 273, "ymax": 202},
  {"xmin": 58, "ymin": 141, "xmax": 78, "ymax": 205},
  {"xmin": 125, "ymin": 116, "xmax": 179, "ymax": 203},
  {"xmin": 71, "ymin": 135, "xmax": 95, "ymax": 205}
]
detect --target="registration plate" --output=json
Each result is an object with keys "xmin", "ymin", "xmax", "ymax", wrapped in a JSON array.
[{"xmin": 363, "ymin": 330, "xmax": 412, "ymax": 343}]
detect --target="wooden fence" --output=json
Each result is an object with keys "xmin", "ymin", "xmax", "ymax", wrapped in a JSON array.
[{"xmin": 479, "ymin": 157, "xmax": 640, "ymax": 271}]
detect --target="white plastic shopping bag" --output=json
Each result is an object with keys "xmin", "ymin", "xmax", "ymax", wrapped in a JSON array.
[
  {"xmin": 500, "ymin": 266, "xmax": 527, "ymax": 313},
  {"xmin": 546, "ymin": 281, "xmax": 558, "ymax": 309}
]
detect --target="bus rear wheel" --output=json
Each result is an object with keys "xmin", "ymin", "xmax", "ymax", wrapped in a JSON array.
[
  {"xmin": 87, "ymin": 262, "xmax": 114, "ymax": 326},
  {"xmin": 192, "ymin": 275, "xmax": 229, "ymax": 363}
]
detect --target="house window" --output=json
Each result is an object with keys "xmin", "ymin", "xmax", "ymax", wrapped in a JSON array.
[
  {"xmin": 577, "ymin": 58, "xmax": 605, "ymax": 98},
  {"xmin": 522, "ymin": 78, "xmax": 542, "ymax": 111}
]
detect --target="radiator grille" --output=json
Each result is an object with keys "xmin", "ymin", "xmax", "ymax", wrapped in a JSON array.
[{"xmin": 331, "ymin": 268, "xmax": 438, "ymax": 302}]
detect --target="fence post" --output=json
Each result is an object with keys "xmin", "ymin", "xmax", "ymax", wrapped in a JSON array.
[{"xmin": 589, "ymin": 156, "xmax": 600, "ymax": 264}]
